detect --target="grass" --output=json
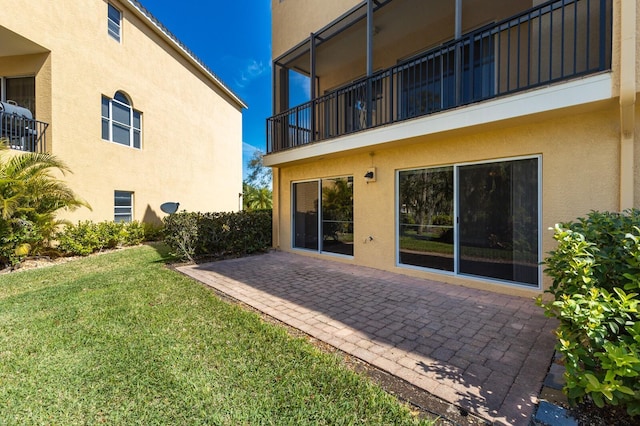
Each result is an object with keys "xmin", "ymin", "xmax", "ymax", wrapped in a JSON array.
[
  {"xmin": 399, "ymin": 236, "xmax": 454, "ymax": 255},
  {"xmin": 400, "ymin": 232, "xmax": 538, "ymax": 264},
  {"xmin": 0, "ymin": 244, "xmax": 433, "ymax": 425}
]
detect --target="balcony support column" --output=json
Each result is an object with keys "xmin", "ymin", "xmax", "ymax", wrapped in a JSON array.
[
  {"xmin": 310, "ymin": 33, "xmax": 316, "ymax": 100},
  {"xmin": 619, "ymin": 0, "xmax": 636, "ymax": 209},
  {"xmin": 367, "ymin": 0, "xmax": 373, "ymax": 76},
  {"xmin": 454, "ymin": 0, "xmax": 461, "ymax": 38},
  {"xmin": 366, "ymin": 0, "xmax": 374, "ymax": 127},
  {"xmin": 310, "ymin": 32, "xmax": 316, "ymax": 141},
  {"xmin": 454, "ymin": 0, "xmax": 462, "ymax": 105}
]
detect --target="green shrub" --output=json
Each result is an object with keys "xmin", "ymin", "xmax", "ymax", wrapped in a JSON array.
[
  {"xmin": 163, "ymin": 210, "xmax": 272, "ymax": 261},
  {"xmin": 56, "ymin": 221, "xmax": 101, "ymax": 256},
  {"xmin": 142, "ymin": 222, "xmax": 165, "ymax": 241},
  {"xmin": 0, "ymin": 218, "xmax": 43, "ymax": 267},
  {"xmin": 121, "ymin": 221, "xmax": 145, "ymax": 246},
  {"xmin": 56, "ymin": 220, "xmax": 151, "ymax": 256},
  {"xmin": 163, "ymin": 212, "xmax": 199, "ymax": 262},
  {"xmin": 538, "ymin": 210, "xmax": 640, "ymax": 416}
]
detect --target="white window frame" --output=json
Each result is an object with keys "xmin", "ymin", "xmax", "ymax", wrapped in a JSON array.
[
  {"xmin": 101, "ymin": 93, "xmax": 142, "ymax": 149},
  {"xmin": 114, "ymin": 191, "xmax": 133, "ymax": 222},
  {"xmin": 395, "ymin": 155, "xmax": 542, "ymax": 289},
  {"xmin": 107, "ymin": 3, "xmax": 122, "ymax": 42}
]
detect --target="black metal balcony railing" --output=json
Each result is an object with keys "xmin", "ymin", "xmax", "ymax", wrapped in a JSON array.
[
  {"xmin": 267, "ymin": 0, "xmax": 612, "ymax": 154},
  {"xmin": 0, "ymin": 111, "xmax": 49, "ymax": 153}
]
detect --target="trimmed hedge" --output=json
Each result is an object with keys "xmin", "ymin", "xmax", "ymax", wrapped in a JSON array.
[
  {"xmin": 163, "ymin": 210, "xmax": 272, "ymax": 261},
  {"xmin": 538, "ymin": 209, "xmax": 640, "ymax": 416}
]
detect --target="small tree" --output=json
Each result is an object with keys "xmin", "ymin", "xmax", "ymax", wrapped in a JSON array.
[
  {"xmin": 245, "ymin": 150, "xmax": 272, "ymax": 188},
  {"xmin": 243, "ymin": 182, "xmax": 272, "ymax": 211},
  {"xmin": 0, "ymin": 147, "xmax": 89, "ymax": 267},
  {"xmin": 243, "ymin": 150, "xmax": 272, "ymax": 211}
]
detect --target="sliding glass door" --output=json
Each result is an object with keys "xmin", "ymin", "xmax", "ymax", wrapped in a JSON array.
[
  {"xmin": 398, "ymin": 157, "xmax": 540, "ymax": 287},
  {"xmin": 293, "ymin": 177, "xmax": 354, "ymax": 256}
]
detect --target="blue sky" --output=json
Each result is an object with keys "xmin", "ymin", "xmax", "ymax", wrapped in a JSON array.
[{"xmin": 140, "ymin": 1, "xmax": 272, "ymax": 179}]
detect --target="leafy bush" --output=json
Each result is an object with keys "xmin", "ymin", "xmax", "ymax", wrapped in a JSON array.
[
  {"xmin": 142, "ymin": 222, "xmax": 165, "ymax": 241},
  {"xmin": 56, "ymin": 220, "xmax": 148, "ymax": 256},
  {"xmin": 538, "ymin": 210, "xmax": 640, "ymax": 416},
  {"xmin": 163, "ymin": 210, "xmax": 272, "ymax": 261}
]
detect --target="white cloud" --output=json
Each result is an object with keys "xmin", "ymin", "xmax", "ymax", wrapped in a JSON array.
[
  {"xmin": 234, "ymin": 59, "xmax": 268, "ymax": 88},
  {"xmin": 243, "ymin": 141, "xmax": 261, "ymax": 156}
]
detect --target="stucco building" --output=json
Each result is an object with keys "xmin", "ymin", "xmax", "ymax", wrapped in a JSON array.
[
  {"xmin": 1, "ymin": 0, "xmax": 246, "ymax": 223},
  {"xmin": 265, "ymin": 0, "xmax": 638, "ymax": 296}
]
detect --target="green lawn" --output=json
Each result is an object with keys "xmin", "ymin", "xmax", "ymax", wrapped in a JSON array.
[
  {"xmin": 0, "ymin": 244, "xmax": 433, "ymax": 425},
  {"xmin": 399, "ymin": 236, "xmax": 454, "ymax": 255}
]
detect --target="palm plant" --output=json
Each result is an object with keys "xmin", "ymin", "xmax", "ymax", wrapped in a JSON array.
[
  {"xmin": 243, "ymin": 183, "xmax": 272, "ymax": 211},
  {"xmin": 0, "ymin": 147, "xmax": 89, "ymax": 266}
]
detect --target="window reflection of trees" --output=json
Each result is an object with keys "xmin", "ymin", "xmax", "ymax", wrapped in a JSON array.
[
  {"xmin": 322, "ymin": 177, "xmax": 354, "ymax": 256},
  {"xmin": 398, "ymin": 167, "xmax": 454, "ymax": 271},
  {"xmin": 398, "ymin": 158, "xmax": 539, "ymax": 286},
  {"xmin": 458, "ymin": 159, "xmax": 538, "ymax": 285}
]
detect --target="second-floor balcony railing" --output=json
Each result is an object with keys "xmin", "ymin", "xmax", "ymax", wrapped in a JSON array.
[
  {"xmin": 267, "ymin": 0, "xmax": 612, "ymax": 154},
  {"xmin": 1, "ymin": 110, "xmax": 49, "ymax": 153}
]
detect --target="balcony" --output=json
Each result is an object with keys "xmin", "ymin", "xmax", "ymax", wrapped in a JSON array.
[
  {"xmin": 1, "ymin": 109, "xmax": 49, "ymax": 153},
  {"xmin": 267, "ymin": 0, "xmax": 612, "ymax": 154}
]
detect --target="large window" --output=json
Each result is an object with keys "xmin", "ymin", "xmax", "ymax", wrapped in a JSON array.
[
  {"xmin": 398, "ymin": 157, "xmax": 540, "ymax": 287},
  {"xmin": 108, "ymin": 3, "xmax": 122, "ymax": 42},
  {"xmin": 293, "ymin": 177, "xmax": 354, "ymax": 256},
  {"xmin": 114, "ymin": 191, "xmax": 133, "ymax": 222},
  {"xmin": 102, "ymin": 92, "xmax": 141, "ymax": 148}
]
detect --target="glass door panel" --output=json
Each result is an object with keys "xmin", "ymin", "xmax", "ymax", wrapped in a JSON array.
[
  {"xmin": 321, "ymin": 177, "xmax": 354, "ymax": 256},
  {"xmin": 457, "ymin": 158, "xmax": 538, "ymax": 286},
  {"xmin": 398, "ymin": 167, "xmax": 454, "ymax": 271},
  {"xmin": 293, "ymin": 181, "xmax": 319, "ymax": 250}
]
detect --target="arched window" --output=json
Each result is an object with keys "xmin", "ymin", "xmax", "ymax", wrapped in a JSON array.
[{"xmin": 101, "ymin": 91, "xmax": 142, "ymax": 148}]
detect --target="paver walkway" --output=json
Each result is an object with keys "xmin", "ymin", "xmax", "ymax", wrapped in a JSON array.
[{"xmin": 177, "ymin": 251, "xmax": 558, "ymax": 425}]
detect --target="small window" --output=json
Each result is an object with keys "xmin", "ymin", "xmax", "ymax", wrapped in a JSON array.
[
  {"xmin": 114, "ymin": 191, "xmax": 133, "ymax": 222},
  {"xmin": 108, "ymin": 3, "xmax": 122, "ymax": 42},
  {"xmin": 101, "ymin": 92, "xmax": 142, "ymax": 149}
]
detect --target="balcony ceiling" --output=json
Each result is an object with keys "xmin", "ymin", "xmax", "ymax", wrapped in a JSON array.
[
  {"xmin": 285, "ymin": 0, "xmax": 531, "ymax": 80},
  {"xmin": 0, "ymin": 26, "xmax": 48, "ymax": 57}
]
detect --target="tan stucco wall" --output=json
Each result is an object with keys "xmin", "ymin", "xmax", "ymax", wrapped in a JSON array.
[
  {"xmin": 272, "ymin": 105, "xmax": 626, "ymax": 297},
  {"xmin": 1, "ymin": 0, "xmax": 243, "ymax": 223},
  {"xmin": 272, "ymin": 0, "xmax": 362, "ymax": 59}
]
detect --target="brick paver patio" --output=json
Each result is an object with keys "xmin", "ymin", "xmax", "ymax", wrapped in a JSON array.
[{"xmin": 177, "ymin": 251, "xmax": 558, "ymax": 425}]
